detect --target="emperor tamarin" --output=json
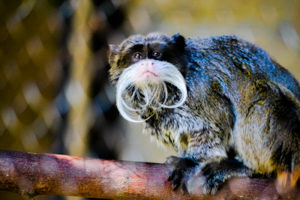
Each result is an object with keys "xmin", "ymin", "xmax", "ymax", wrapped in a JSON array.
[{"xmin": 108, "ymin": 33, "xmax": 300, "ymax": 194}]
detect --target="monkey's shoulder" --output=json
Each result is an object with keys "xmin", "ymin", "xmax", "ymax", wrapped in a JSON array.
[
  {"xmin": 184, "ymin": 35, "xmax": 300, "ymax": 99},
  {"xmin": 185, "ymin": 35, "xmax": 256, "ymax": 53}
]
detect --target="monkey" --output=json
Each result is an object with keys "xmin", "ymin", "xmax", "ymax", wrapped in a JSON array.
[{"xmin": 108, "ymin": 32, "xmax": 300, "ymax": 194}]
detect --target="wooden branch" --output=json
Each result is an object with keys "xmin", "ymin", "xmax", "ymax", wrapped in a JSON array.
[{"xmin": 0, "ymin": 150, "xmax": 299, "ymax": 199}]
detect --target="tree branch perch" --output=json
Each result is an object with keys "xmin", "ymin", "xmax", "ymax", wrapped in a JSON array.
[{"xmin": 0, "ymin": 150, "xmax": 299, "ymax": 199}]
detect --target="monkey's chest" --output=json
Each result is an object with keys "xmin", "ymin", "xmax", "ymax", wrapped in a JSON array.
[{"xmin": 143, "ymin": 108, "xmax": 204, "ymax": 154}]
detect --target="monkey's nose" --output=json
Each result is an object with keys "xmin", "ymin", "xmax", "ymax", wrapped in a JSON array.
[
  {"xmin": 137, "ymin": 60, "xmax": 159, "ymax": 82},
  {"xmin": 141, "ymin": 60, "xmax": 155, "ymax": 70}
]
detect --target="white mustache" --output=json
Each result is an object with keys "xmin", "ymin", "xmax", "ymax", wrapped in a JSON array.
[{"xmin": 116, "ymin": 59, "xmax": 187, "ymax": 122}]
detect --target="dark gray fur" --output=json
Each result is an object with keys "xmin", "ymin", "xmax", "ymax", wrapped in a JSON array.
[{"xmin": 108, "ymin": 33, "xmax": 300, "ymax": 194}]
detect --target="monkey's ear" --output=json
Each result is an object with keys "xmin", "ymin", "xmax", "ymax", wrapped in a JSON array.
[
  {"xmin": 108, "ymin": 44, "xmax": 119, "ymax": 55},
  {"xmin": 170, "ymin": 33, "xmax": 186, "ymax": 50},
  {"xmin": 108, "ymin": 44, "xmax": 119, "ymax": 66}
]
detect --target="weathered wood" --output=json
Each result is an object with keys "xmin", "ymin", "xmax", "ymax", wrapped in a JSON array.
[{"xmin": 0, "ymin": 150, "xmax": 299, "ymax": 199}]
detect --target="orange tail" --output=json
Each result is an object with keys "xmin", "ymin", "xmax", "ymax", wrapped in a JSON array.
[
  {"xmin": 276, "ymin": 167, "xmax": 300, "ymax": 194},
  {"xmin": 291, "ymin": 166, "xmax": 300, "ymax": 187}
]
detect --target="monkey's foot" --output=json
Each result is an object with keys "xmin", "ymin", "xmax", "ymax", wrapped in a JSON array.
[
  {"xmin": 165, "ymin": 156, "xmax": 199, "ymax": 194},
  {"xmin": 200, "ymin": 159, "xmax": 251, "ymax": 195}
]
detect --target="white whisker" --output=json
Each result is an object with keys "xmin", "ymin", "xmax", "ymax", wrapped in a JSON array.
[
  {"xmin": 116, "ymin": 59, "xmax": 187, "ymax": 123},
  {"xmin": 130, "ymin": 89, "xmax": 136, "ymax": 101},
  {"xmin": 159, "ymin": 82, "xmax": 168, "ymax": 106},
  {"xmin": 120, "ymin": 98, "xmax": 139, "ymax": 112}
]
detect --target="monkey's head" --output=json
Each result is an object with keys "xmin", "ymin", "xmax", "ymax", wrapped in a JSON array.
[{"xmin": 108, "ymin": 33, "xmax": 188, "ymax": 122}]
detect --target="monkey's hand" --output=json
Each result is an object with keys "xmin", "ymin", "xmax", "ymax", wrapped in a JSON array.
[
  {"xmin": 200, "ymin": 159, "xmax": 251, "ymax": 194},
  {"xmin": 166, "ymin": 156, "xmax": 252, "ymax": 195},
  {"xmin": 165, "ymin": 156, "xmax": 199, "ymax": 194}
]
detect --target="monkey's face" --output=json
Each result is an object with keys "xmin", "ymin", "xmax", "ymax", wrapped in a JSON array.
[{"xmin": 108, "ymin": 33, "xmax": 187, "ymax": 122}]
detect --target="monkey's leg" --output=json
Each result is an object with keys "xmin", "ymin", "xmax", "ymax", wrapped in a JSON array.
[
  {"xmin": 200, "ymin": 158, "xmax": 252, "ymax": 194},
  {"xmin": 166, "ymin": 156, "xmax": 252, "ymax": 195},
  {"xmin": 165, "ymin": 156, "xmax": 199, "ymax": 193},
  {"xmin": 166, "ymin": 129, "xmax": 247, "ymax": 194},
  {"xmin": 234, "ymin": 82, "xmax": 300, "ymax": 190}
]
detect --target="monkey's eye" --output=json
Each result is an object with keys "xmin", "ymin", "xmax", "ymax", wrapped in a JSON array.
[
  {"xmin": 152, "ymin": 51, "xmax": 161, "ymax": 59},
  {"xmin": 132, "ymin": 52, "xmax": 143, "ymax": 62}
]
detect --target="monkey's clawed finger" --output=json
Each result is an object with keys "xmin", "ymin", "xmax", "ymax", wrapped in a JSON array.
[{"xmin": 166, "ymin": 156, "xmax": 199, "ymax": 194}]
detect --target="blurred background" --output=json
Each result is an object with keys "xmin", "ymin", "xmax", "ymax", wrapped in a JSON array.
[{"xmin": 0, "ymin": 0, "xmax": 299, "ymax": 199}]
